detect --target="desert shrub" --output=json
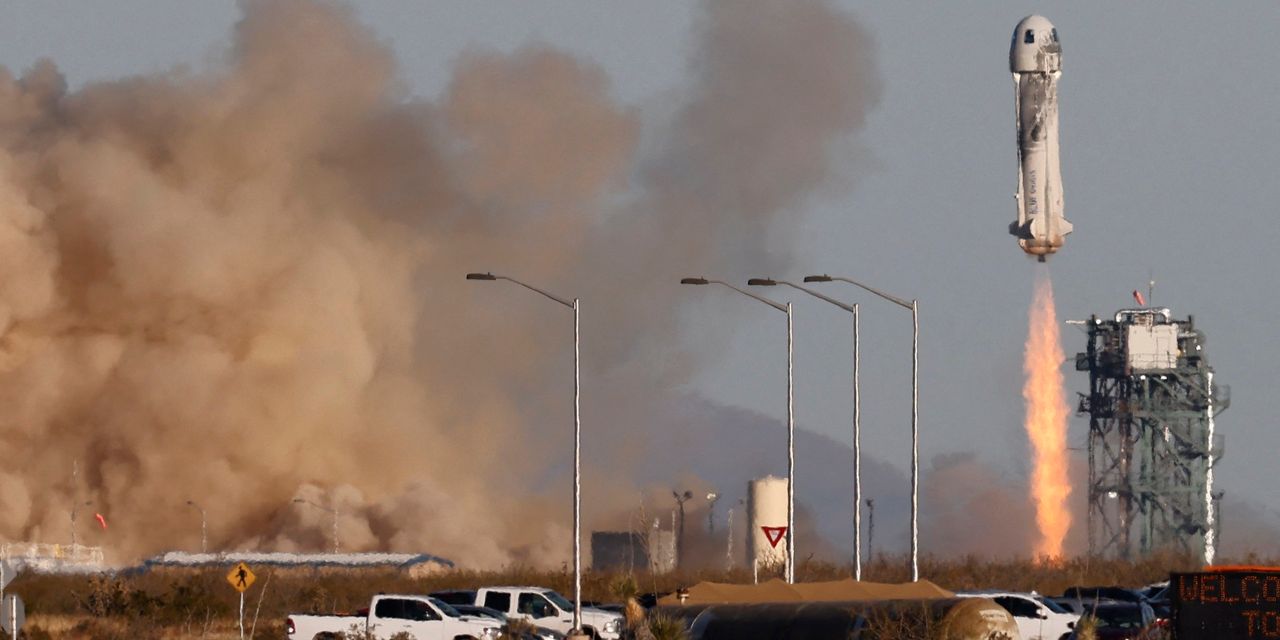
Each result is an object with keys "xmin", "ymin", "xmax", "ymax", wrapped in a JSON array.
[
  {"xmin": 68, "ymin": 617, "xmax": 165, "ymax": 640},
  {"xmin": 78, "ymin": 576, "xmax": 153, "ymax": 618},
  {"xmin": 154, "ymin": 575, "xmax": 229, "ymax": 629},
  {"xmin": 498, "ymin": 616, "xmax": 544, "ymax": 640},
  {"xmin": 1073, "ymin": 615, "xmax": 1098, "ymax": 640},
  {"xmin": 18, "ymin": 626, "xmax": 54, "ymax": 640},
  {"xmin": 610, "ymin": 573, "xmax": 639, "ymax": 602},
  {"xmin": 645, "ymin": 610, "xmax": 688, "ymax": 640},
  {"xmin": 863, "ymin": 603, "xmax": 937, "ymax": 640}
]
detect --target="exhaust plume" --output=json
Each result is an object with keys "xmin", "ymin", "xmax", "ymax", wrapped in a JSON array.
[
  {"xmin": 1023, "ymin": 270, "xmax": 1072, "ymax": 559},
  {"xmin": 0, "ymin": 0, "xmax": 881, "ymax": 567}
]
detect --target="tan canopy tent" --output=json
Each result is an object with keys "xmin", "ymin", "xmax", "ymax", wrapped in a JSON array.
[{"xmin": 657, "ymin": 578, "xmax": 953, "ymax": 605}]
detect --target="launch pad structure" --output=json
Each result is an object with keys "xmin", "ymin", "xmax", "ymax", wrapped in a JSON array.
[{"xmin": 1074, "ymin": 308, "xmax": 1228, "ymax": 563}]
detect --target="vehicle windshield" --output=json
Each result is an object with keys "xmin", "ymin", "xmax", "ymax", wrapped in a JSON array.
[
  {"xmin": 544, "ymin": 591, "xmax": 575, "ymax": 612},
  {"xmin": 430, "ymin": 598, "xmax": 463, "ymax": 618},
  {"xmin": 1037, "ymin": 597, "xmax": 1069, "ymax": 614}
]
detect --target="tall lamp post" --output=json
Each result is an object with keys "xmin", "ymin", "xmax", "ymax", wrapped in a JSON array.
[
  {"xmin": 749, "ymin": 278, "xmax": 863, "ymax": 580},
  {"xmin": 293, "ymin": 498, "xmax": 339, "ymax": 554},
  {"xmin": 706, "ymin": 491, "xmax": 720, "ymax": 534},
  {"xmin": 805, "ymin": 274, "xmax": 919, "ymax": 581},
  {"xmin": 680, "ymin": 277, "xmax": 796, "ymax": 584},
  {"xmin": 70, "ymin": 500, "xmax": 92, "ymax": 547},
  {"xmin": 673, "ymin": 490, "xmax": 692, "ymax": 570},
  {"xmin": 466, "ymin": 272, "xmax": 584, "ymax": 634},
  {"xmin": 186, "ymin": 500, "xmax": 208, "ymax": 554}
]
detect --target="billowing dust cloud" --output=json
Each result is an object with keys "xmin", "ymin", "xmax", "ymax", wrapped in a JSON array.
[
  {"xmin": 1023, "ymin": 270, "xmax": 1072, "ymax": 559},
  {"xmin": 0, "ymin": 0, "xmax": 880, "ymax": 567}
]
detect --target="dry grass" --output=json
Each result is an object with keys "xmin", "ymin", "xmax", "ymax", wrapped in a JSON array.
[{"xmin": 5, "ymin": 552, "xmax": 1265, "ymax": 637}]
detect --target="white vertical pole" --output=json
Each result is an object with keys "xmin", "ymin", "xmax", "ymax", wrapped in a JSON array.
[
  {"xmin": 785, "ymin": 302, "xmax": 795, "ymax": 584},
  {"xmin": 9, "ymin": 595, "xmax": 14, "ymax": 640},
  {"xmin": 1205, "ymin": 370, "xmax": 1216, "ymax": 566},
  {"xmin": 572, "ymin": 298, "xmax": 582, "ymax": 632},
  {"xmin": 239, "ymin": 591, "xmax": 245, "ymax": 640},
  {"xmin": 910, "ymin": 300, "xmax": 919, "ymax": 582},
  {"xmin": 853, "ymin": 304, "xmax": 862, "ymax": 581},
  {"xmin": 725, "ymin": 507, "xmax": 734, "ymax": 571}
]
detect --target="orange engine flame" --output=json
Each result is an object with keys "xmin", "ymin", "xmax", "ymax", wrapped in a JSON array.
[{"xmin": 1023, "ymin": 272, "xmax": 1072, "ymax": 559}]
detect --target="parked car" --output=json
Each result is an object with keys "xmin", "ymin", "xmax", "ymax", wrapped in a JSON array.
[
  {"xmin": 1062, "ymin": 586, "xmax": 1145, "ymax": 603},
  {"xmin": 452, "ymin": 604, "xmax": 566, "ymax": 640},
  {"xmin": 1047, "ymin": 597, "xmax": 1085, "ymax": 615},
  {"xmin": 471, "ymin": 586, "xmax": 623, "ymax": 639},
  {"xmin": 958, "ymin": 591, "xmax": 1078, "ymax": 640},
  {"xmin": 580, "ymin": 601, "xmax": 626, "ymax": 615},
  {"xmin": 1138, "ymin": 582, "xmax": 1171, "ymax": 622},
  {"xmin": 286, "ymin": 594, "xmax": 501, "ymax": 640},
  {"xmin": 431, "ymin": 589, "xmax": 479, "ymax": 606},
  {"xmin": 452, "ymin": 605, "xmax": 506, "ymax": 621},
  {"xmin": 1067, "ymin": 601, "xmax": 1157, "ymax": 640}
]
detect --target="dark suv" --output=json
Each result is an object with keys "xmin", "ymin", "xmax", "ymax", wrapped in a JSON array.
[{"xmin": 429, "ymin": 589, "xmax": 478, "ymax": 606}]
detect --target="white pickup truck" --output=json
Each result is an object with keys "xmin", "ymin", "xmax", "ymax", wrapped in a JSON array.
[
  {"xmin": 286, "ymin": 594, "xmax": 502, "ymax": 640},
  {"xmin": 472, "ymin": 587, "xmax": 622, "ymax": 640}
]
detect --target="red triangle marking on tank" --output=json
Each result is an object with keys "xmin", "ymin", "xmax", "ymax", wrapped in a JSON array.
[{"xmin": 761, "ymin": 526, "xmax": 787, "ymax": 548}]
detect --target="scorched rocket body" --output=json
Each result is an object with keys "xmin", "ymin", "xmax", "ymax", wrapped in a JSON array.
[{"xmin": 1010, "ymin": 15, "xmax": 1072, "ymax": 261}]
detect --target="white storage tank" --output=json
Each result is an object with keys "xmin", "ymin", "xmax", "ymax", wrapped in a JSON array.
[{"xmin": 747, "ymin": 476, "xmax": 789, "ymax": 570}]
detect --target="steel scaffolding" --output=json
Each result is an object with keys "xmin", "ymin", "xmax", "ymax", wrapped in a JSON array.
[{"xmin": 1074, "ymin": 308, "xmax": 1228, "ymax": 562}]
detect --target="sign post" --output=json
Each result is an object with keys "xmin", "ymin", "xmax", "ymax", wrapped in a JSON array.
[
  {"xmin": 226, "ymin": 562, "xmax": 256, "ymax": 640},
  {"xmin": 0, "ymin": 594, "xmax": 23, "ymax": 640}
]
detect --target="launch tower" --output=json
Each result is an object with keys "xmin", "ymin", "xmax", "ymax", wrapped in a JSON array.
[{"xmin": 1074, "ymin": 308, "xmax": 1228, "ymax": 562}]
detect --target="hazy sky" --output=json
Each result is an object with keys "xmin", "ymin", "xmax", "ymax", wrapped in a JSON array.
[{"xmin": 1, "ymin": 2, "xmax": 1275, "ymax": 520}]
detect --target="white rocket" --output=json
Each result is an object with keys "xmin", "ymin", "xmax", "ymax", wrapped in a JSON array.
[{"xmin": 1010, "ymin": 15, "xmax": 1072, "ymax": 261}]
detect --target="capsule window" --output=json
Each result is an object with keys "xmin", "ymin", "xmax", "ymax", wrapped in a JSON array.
[
  {"xmin": 1024, "ymin": 29, "xmax": 1035, "ymax": 44},
  {"xmin": 1051, "ymin": 28, "xmax": 1059, "ymax": 43}
]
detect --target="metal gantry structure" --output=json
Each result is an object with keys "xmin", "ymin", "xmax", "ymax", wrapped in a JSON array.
[{"xmin": 1074, "ymin": 307, "xmax": 1228, "ymax": 563}]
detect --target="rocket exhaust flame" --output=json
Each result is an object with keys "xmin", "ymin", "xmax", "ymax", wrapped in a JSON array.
[{"xmin": 1023, "ymin": 271, "xmax": 1071, "ymax": 559}]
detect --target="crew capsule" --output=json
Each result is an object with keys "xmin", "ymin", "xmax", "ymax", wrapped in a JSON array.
[{"xmin": 1009, "ymin": 15, "xmax": 1072, "ymax": 261}]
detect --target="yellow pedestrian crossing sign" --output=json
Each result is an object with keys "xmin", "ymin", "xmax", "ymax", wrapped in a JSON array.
[{"xmin": 226, "ymin": 562, "xmax": 255, "ymax": 592}]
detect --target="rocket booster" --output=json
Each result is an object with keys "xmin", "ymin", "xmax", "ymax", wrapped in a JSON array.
[{"xmin": 1010, "ymin": 15, "xmax": 1072, "ymax": 261}]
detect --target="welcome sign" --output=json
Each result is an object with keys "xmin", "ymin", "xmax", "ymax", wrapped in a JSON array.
[{"xmin": 1173, "ymin": 568, "xmax": 1280, "ymax": 638}]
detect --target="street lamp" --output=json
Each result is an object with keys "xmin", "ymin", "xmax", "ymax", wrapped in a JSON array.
[
  {"xmin": 186, "ymin": 500, "xmax": 208, "ymax": 554},
  {"xmin": 673, "ymin": 490, "xmax": 693, "ymax": 570},
  {"xmin": 726, "ymin": 497, "xmax": 745, "ymax": 571},
  {"xmin": 293, "ymin": 498, "xmax": 339, "ymax": 554},
  {"xmin": 69, "ymin": 500, "xmax": 92, "ymax": 547},
  {"xmin": 749, "ymin": 278, "xmax": 863, "ymax": 580},
  {"xmin": 706, "ymin": 492, "xmax": 720, "ymax": 534},
  {"xmin": 805, "ymin": 274, "xmax": 919, "ymax": 581},
  {"xmin": 681, "ymin": 277, "xmax": 796, "ymax": 583},
  {"xmin": 467, "ymin": 272, "xmax": 584, "ymax": 635}
]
